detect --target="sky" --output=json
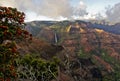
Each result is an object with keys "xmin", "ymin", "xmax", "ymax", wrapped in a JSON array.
[{"xmin": 0, "ymin": 0, "xmax": 120, "ymax": 23}]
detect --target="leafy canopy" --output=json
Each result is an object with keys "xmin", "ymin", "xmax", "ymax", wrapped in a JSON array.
[{"xmin": 0, "ymin": 6, "xmax": 31, "ymax": 81}]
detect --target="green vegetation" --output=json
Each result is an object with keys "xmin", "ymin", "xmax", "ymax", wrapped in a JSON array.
[
  {"xmin": 16, "ymin": 54, "xmax": 59, "ymax": 81},
  {"xmin": 77, "ymin": 47, "xmax": 91, "ymax": 58},
  {"xmin": 1, "ymin": 6, "xmax": 120, "ymax": 81},
  {"xmin": 77, "ymin": 48, "xmax": 120, "ymax": 81},
  {"xmin": 101, "ymin": 51, "xmax": 120, "ymax": 81},
  {"xmin": 0, "ymin": 6, "xmax": 32, "ymax": 81},
  {"xmin": 0, "ymin": 6, "xmax": 59, "ymax": 81}
]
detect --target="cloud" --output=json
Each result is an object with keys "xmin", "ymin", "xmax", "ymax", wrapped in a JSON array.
[
  {"xmin": 73, "ymin": 1, "xmax": 88, "ymax": 17},
  {"xmin": 106, "ymin": 2, "xmax": 120, "ymax": 23},
  {"xmin": 0, "ymin": 0, "xmax": 88, "ymax": 20},
  {"xmin": 0, "ymin": 0, "xmax": 37, "ymax": 12},
  {"xmin": 37, "ymin": 0, "xmax": 73, "ymax": 18},
  {"xmin": 0, "ymin": 0, "xmax": 17, "ymax": 8}
]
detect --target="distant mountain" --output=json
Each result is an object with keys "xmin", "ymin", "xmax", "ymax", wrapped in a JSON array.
[
  {"xmin": 26, "ymin": 21, "xmax": 57, "ymax": 36},
  {"xmin": 25, "ymin": 20, "xmax": 120, "ymax": 81},
  {"xmin": 88, "ymin": 22, "xmax": 120, "ymax": 34},
  {"xmin": 26, "ymin": 20, "xmax": 120, "ymax": 36}
]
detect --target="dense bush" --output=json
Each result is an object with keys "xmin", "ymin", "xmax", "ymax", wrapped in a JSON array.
[
  {"xmin": 0, "ymin": 6, "xmax": 31, "ymax": 81},
  {"xmin": 16, "ymin": 54, "xmax": 59, "ymax": 81}
]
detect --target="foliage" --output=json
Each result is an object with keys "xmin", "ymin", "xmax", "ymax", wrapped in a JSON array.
[
  {"xmin": 0, "ymin": 6, "xmax": 32, "ymax": 43},
  {"xmin": 0, "ymin": 6, "xmax": 31, "ymax": 80},
  {"xmin": 16, "ymin": 54, "xmax": 59, "ymax": 81},
  {"xmin": 101, "ymin": 51, "xmax": 120, "ymax": 81},
  {"xmin": 77, "ymin": 47, "xmax": 92, "ymax": 58},
  {"xmin": 77, "ymin": 48, "xmax": 120, "ymax": 81},
  {"xmin": 0, "ymin": 42, "xmax": 18, "ymax": 81}
]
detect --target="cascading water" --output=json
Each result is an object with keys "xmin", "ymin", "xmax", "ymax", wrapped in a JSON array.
[{"xmin": 55, "ymin": 32, "xmax": 58, "ymax": 44}]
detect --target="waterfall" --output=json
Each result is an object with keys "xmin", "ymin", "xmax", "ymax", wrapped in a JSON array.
[{"xmin": 55, "ymin": 32, "xmax": 58, "ymax": 43}]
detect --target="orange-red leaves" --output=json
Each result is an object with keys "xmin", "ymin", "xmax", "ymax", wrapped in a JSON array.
[{"xmin": 0, "ymin": 26, "xmax": 8, "ymax": 29}]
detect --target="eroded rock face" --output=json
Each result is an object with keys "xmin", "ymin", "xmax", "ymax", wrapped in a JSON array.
[
  {"xmin": 17, "ymin": 38, "xmax": 64, "ymax": 59},
  {"xmin": 37, "ymin": 28, "xmax": 55, "ymax": 43},
  {"xmin": 25, "ymin": 21, "xmax": 120, "ymax": 81}
]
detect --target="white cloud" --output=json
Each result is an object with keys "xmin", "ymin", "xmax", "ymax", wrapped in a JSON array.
[
  {"xmin": 0, "ymin": 0, "xmax": 17, "ymax": 8},
  {"xmin": 73, "ymin": 1, "xmax": 88, "ymax": 17},
  {"xmin": 37, "ymin": 0, "xmax": 73, "ymax": 18},
  {"xmin": 0, "ymin": 0, "xmax": 88, "ymax": 21},
  {"xmin": 1, "ymin": 0, "xmax": 120, "ymax": 23},
  {"xmin": 106, "ymin": 2, "xmax": 120, "ymax": 23}
]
